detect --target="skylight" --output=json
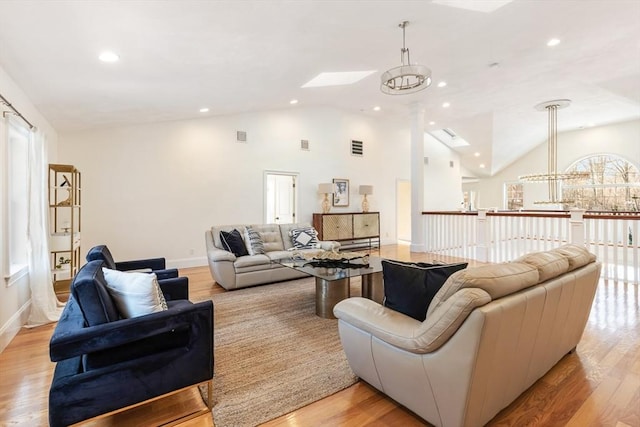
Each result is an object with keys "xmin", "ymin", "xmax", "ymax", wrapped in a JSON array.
[
  {"xmin": 432, "ymin": 0, "xmax": 513, "ymax": 13},
  {"xmin": 428, "ymin": 128, "xmax": 470, "ymax": 148},
  {"xmin": 302, "ymin": 71, "xmax": 377, "ymax": 88}
]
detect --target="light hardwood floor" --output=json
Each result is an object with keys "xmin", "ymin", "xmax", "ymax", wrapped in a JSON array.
[{"xmin": 0, "ymin": 245, "xmax": 638, "ymax": 426}]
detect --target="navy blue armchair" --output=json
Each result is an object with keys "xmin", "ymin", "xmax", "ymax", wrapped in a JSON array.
[
  {"xmin": 86, "ymin": 244, "xmax": 188, "ymax": 300},
  {"xmin": 48, "ymin": 260, "xmax": 213, "ymax": 427}
]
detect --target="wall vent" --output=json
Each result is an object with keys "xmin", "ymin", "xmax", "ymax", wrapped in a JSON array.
[
  {"xmin": 300, "ymin": 139, "xmax": 309, "ymax": 150},
  {"xmin": 351, "ymin": 140, "xmax": 363, "ymax": 156},
  {"xmin": 236, "ymin": 130, "xmax": 247, "ymax": 143}
]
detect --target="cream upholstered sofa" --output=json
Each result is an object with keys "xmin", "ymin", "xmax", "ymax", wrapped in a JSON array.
[
  {"xmin": 205, "ymin": 223, "xmax": 339, "ymax": 290},
  {"xmin": 334, "ymin": 244, "xmax": 601, "ymax": 427}
]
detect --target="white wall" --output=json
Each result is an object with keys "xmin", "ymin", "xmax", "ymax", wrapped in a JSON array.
[
  {"xmin": 59, "ymin": 107, "xmax": 411, "ymax": 267},
  {"xmin": 424, "ymin": 133, "xmax": 463, "ymax": 210},
  {"xmin": 463, "ymin": 119, "xmax": 640, "ymax": 209},
  {"xmin": 0, "ymin": 65, "xmax": 58, "ymax": 351}
]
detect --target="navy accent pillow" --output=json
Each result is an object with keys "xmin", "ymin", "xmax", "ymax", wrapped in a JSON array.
[
  {"xmin": 220, "ymin": 229, "xmax": 249, "ymax": 257},
  {"xmin": 382, "ymin": 260, "xmax": 468, "ymax": 321}
]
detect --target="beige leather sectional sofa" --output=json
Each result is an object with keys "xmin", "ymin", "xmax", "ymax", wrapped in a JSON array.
[
  {"xmin": 334, "ymin": 244, "xmax": 601, "ymax": 427},
  {"xmin": 205, "ymin": 223, "xmax": 340, "ymax": 290}
]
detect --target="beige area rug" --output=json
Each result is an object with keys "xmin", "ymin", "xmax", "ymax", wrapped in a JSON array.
[{"xmin": 198, "ymin": 277, "xmax": 359, "ymax": 427}]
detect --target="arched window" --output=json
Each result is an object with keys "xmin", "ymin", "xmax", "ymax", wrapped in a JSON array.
[{"xmin": 563, "ymin": 154, "xmax": 640, "ymax": 211}]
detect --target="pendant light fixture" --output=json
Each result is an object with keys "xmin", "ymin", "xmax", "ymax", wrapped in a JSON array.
[
  {"xmin": 519, "ymin": 99, "xmax": 589, "ymax": 205},
  {"xmin": 381, "ymin": 21, "xmax": 432, "ymax": 95}
]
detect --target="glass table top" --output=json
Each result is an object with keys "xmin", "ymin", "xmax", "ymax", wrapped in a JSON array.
[{"xmin": 276, "ymin": 256, "xmax": 383, "ymax": 282}]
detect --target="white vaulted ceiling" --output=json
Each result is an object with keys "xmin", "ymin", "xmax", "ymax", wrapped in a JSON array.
[{"xmin": 0, "ymin": 0, "xmax": 638, "ymax": 177}]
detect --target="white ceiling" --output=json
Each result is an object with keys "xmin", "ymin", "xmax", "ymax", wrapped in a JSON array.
[{"xmin": 0, "ymin": 0, "xmax": 639, "ymax": 177}]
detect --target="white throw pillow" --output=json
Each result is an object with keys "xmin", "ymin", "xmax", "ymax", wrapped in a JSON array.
[{"xmin": 102, "ymin": 268, "xmax": 168, "ymax": 318}]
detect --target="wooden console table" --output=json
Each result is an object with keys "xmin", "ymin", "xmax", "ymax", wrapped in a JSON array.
[{"xmin": 313, "ymin": 212, "xmax": 380, "ymax": 251}]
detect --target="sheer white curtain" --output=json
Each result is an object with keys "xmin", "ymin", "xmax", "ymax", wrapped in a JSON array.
[{"xmin": 26, "ymin": 129, "xmax": 63, "ymax": 326}]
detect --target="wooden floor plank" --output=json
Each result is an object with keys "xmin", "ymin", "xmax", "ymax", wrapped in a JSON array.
[{"xmin": 0, "ymin": 244, "xmax": 637, "ymax": 427}]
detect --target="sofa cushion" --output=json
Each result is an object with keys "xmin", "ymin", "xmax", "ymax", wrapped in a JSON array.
[
  {"xmin": 516, "ymin": 250, "xmax": 569, "ymax": 282},
  {"xmin": 71, "ymin": 261, "xmax": 120, "ymax": 326},
  {"xmin": 102, "ymin": 268, "xmax": 168, "ymax": 318},
  {"xmin": 220, "ymin": 229, "xmax": 249, "ymax": 257},
  {"xmin": 382, "ymin": 260, "xmax": 468, "ymax": 321},
  {"xmin": 428, "ymin": 262, "xmax": 539, "ymax": 317},
  {"xmin": 244, "ymin": 226, "xmax": 265, "ymax": 255},
  {"xmin": 250, "ymin": 224, "xmax": 285, "ymax": 252},
  {"xmin": 550, "ymin": 244, "xmax": 596, "ymax": 271},
  {"xmin": 234, "ymin": 254, "xmax": 271, "ymax": 268},
  {"xmin": 290, "ymin": 227, "xmax": 319, "ymax": 249},
  {"xmin": 211, "ymin": 225, "xmax": 246, "ymax": 249}
]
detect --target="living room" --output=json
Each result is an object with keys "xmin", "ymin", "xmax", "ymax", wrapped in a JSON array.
[{"xmin": 1, "ymin": 1, "xmax": 639, "ymax": 426}]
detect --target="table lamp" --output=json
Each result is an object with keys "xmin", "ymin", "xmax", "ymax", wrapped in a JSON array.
[
  {"xmin": 359, "ymin": 185, "xmax": 373, "ymax": 212},
  {"xmin": 318, "ymin": 183, "xmax": 336, "ymax": 213}
]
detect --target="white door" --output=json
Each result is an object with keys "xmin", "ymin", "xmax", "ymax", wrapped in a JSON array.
[{"xmin": 265, "ymin": 172, "xmax": 297, "ymax": 224}]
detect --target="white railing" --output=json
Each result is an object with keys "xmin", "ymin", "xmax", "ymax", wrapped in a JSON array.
[{"xmin": 423, "ymin": 209, "xmax": 640, "ymax": 284}]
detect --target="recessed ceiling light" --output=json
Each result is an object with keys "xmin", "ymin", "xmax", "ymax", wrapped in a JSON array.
[
  {"xmin": 474, "ymin": 152, "xmax": 480, "ymax": 157},
  {"xmin": 587, "ymin": 122, "xmax": 595, "ymax": 127},
  {"xmin": 199, "ymin": 108, "xmax": 209, "ymax": 113},
  {"xmin": 479, "ymin": 163, "xmax": 486, "ymax": 168},
  {"xmin": 98, "ymin": 51, "xmax": 120, "ymax": 62},
  {"xmin": 290, "ymin": 99, "xmax": 299, "ymax": 105},
  {"xmin": 547, "ymin": 38, "xmax": 561, "ymax": 47},
  {"xmin": 373, "ymin": 106, "xmax": 381, "ymax": 111},
  {"xmin": 442, "ymin": 102, "xmax": 450, "ymax": 108},
  {"xmin": 429, "ymin": 121, "xmax": 436, "ymax": 125},
  {"xmin": 437, "ymin": 81, "xmax": 447, "ymax": 88},
  {"xmin": 301, "ymin": 70, "xmax": 376, "ymax": 88}
]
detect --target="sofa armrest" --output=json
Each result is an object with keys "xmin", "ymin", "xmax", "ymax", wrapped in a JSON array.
[
  {"xmin": 334, "ymin": 287, "xmax": 491, "ymax": 354},
  {"xmin": 153, "ymin": 268, "xmax": 179, "ymax": 280},
  {"xmin": 158, "ymin": 276, "xmax": 189, "ymax": 301},
  {"xmin": 116, "ymin": 257, "xmax": 166, "ymax": 271},
  {"xmin": 208, "ymin": 247, "xmax": 236, "ymax": 262},
  {"xmin": 50, "ymin": 300, "xmax": 213, "ymax": 362}
]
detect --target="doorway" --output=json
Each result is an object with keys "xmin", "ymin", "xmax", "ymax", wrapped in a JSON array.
[{"xmin": 264, "ymin": 171, "xmax": 298, "ymax": 224}]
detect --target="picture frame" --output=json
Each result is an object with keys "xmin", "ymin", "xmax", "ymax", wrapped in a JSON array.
[{"xmin": 332, "ymin": 178, "xmax": 349, "ymax": 207}]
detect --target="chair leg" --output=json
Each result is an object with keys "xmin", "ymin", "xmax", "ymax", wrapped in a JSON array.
[{"xmin": 207, "ymin": 380, "xmax": 213, "ymax": 410}]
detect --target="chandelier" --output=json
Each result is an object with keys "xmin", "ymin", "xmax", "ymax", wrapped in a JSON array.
[
  {"xmin": 381, "ymin": 21, "xmax": 432, "ymax": 95},
  {"xmin": 519, "ymin": 99, "xmax": 590, "ymax": 205}
]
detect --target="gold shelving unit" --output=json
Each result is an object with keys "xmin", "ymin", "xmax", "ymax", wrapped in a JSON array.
[{"xmin": 49, "ymin": 164, "xmax": 81, "ymax": 298}]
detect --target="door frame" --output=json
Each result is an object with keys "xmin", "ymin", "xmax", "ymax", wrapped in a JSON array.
[{"xmin": 263, "ymin": 170, "xmax": 299, "ymax": 224}]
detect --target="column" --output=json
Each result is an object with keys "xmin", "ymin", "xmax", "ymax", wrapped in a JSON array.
[{"xmin": 410, "ymin": 102, "xmax": 425, "ymax": 252}]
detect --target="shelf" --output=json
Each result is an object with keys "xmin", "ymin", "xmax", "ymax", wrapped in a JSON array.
[{"xmin": 49, "ymin": 163, "xmax": 81, "ymax": 297}]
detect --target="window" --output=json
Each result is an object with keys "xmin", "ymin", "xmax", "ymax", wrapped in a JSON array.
[
  {"xmin": 3, "ymin": 118, "xmax": 29, "ymax": 282},
  {"xmin": 504, "ymin": 182, "xmax": 524, "ymax": 210},
  {"xmin": 562, "ymin": 154, "xmax": 640, "ymax": 211}
]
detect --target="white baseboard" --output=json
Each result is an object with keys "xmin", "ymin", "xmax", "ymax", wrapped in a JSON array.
[
  {"xmin": 167, "ymin": 256, "xmax": 208, "ymax": 269},
  {"xmin": 0, "ymin": 299, "xmax": 31, "ymax": 353}
]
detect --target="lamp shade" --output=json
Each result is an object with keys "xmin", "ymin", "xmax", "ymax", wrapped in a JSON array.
[
  {"xmin": 359, "ymin": 185, "xmax": 373, "ymax": 195},
  {"xmin": 318, "ymin": 183, "xmax": 335, "ymax": 194}
]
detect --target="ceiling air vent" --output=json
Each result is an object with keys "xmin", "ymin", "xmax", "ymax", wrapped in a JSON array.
[
  {"xmin": 300, "ymin": 139, "xmax": 309, "ymax": 150},
  {"xmin": 351, "ymin": 140, "xmax": 363, "ymax": 156},
  {"xmin": 236, "ymin": 131, "xmax": 247, "ymax": 143}
]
